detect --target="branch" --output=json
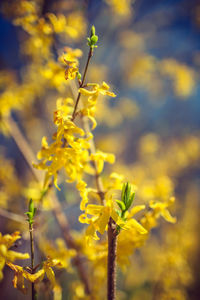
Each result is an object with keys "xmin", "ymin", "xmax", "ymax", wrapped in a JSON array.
[
  {"xmin": 4, "ymin": 115, "xmax": 92, "ymax": 295},
  {"xmin": 71, "ymin": 48, "xmax": 93, "ymax": 121},
  {"xmin": 107, "ymin": 218, "xmax": 118, "ymax": 300}
]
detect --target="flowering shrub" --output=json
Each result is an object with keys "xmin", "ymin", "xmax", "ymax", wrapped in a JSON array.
[{"xmin": 0, "ymin": 1, "xmax": 199, "ymax": 300}]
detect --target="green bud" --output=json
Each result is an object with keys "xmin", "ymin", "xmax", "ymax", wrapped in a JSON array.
[
  {"xmin": 116, "ymin": 200, "xmax": 126, "ymax": 212},
  {"xmin": 29, "ymin": 199, "xmax": 34, "ymax": 214},
  {"xmin": 91, "ymin": 25, "xmax": 96, "ymax": 37},
  {"xmin": 90, "ymin": 35, "xmax": 98, "ymax": 45},
  {"xmin": 126, "ymin": 192, "xmax": 135, "ymax": 210},
  {"xmin": 121, "ymin": 182, "xmax": 135, "ymax": 210},
  {"xmin": 87, "ymin": 25, "xmax": 98, "ymax": 49},
  {"xmin": 25, "ymin": 199, "xmax": 36, "ymax": 224},
  {"xmin": 77, "ymin": 72, "xmax": 82, "ymax": 80}
]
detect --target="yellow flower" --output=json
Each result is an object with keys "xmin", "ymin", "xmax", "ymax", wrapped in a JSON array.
[
  {"xmin": 79, "ymin": 196, "xmax": 119, "ymax": 240},
  {"xmin": 60, "ymin": 47, "xmax": 82, "ymax": 81},
  {"xmin": 7, "ymin": 257, "xmax": 62, "ymax": 293},
  {"xmin": 39, "ymin": 238, "xmax": 76, "ymax": 271},
  {"xmin": 0, "ymin": 232, "xmax": 29, "ymax": 281},
  {"xmin": 141, "ymin": 197, "xmax": 176, "ymax": 230},
  {"xmin": 79, "ymin": 81, "xmax": 116, "ymax": 99},
  {"xmin": 34, "ymin": 98, "xmax": 93, "ymax": 188},
  {"xmin": 90, "ymin": 150, "xmax": 115, "ymax": 174},
  {"xmin": 79, "ymin": 82, "xmax": 116, "ymax": 129},
  {"xmin": 117, "ymin": 204, "xmax": 147, "ymax": 234},
  {"xmin": 149, "ymin": 197, "xmax": 176, "ymax": 224}
]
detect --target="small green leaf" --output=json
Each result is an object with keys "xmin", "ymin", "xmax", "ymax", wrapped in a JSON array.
[
  {"xmin": 25, "ymin": 199, "xmax": 36, "ymax": 224},
  {"xmin": 29, "ymin": 199, "xmax": 34, "ymax": 214},
  {"xmin": 33, "ymin": 207, "xmax": 37, "ymax": 217},
  {"xmin": 90, "ymin": 35, "xmax": 98, "ymax": 45},
  {"xmin": 76, "ymin": 72, "xmax": 82, "ymax": 80},
  {"xmin": 121, "ymin": 183, "xmax": 126, "ymax": 202},
  {"xmin": 116, "ymin": 200, "xmax": 126, "ymax": 211},
  {"xmin": 91, "ymin": 25, "xmax": 96, "ymax": 36},
  {"xmin": 126, "ymin": 192, "xmax": 135, "ymax": 210}
]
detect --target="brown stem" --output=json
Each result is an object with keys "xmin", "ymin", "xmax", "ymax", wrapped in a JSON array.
[
  {"xmin": 5, "ymin": 116, "xmax": 91, "ymax": 296},
  {"xmin": 69, "ymin": 80, "xmax": 118, "ymax": 299},
  {"xmin": 71, "ymin": 48, "xmax": 93, "ymax": 121},
  {"xmin": 107, "ymin": 218, "xmax": 118, "ymax": 300},
  {"xmin": 29, "ymin": 222, "xmax": 37, "ymax": 300},
  {"xmin": 82, "ymin": 115, "xmax": 105, "ymax": 205}
]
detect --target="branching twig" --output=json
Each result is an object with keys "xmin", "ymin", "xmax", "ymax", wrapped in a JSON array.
[
  {"xmin": 4, "ymin": 116, "xmax": 92, "ymax": 296},
  {"xmin": 25, "ymin": 199, "xmax": 37, "ymax": 300},
  {"xmin": 107, "ymin": 218, "xmax": 118, "ymax": 300},
  {"xmin": 69, "ymin": 40, "xmax": 117, "ymax": 299},
  {"xmin": 71, "ymin": 48, "xmax": 93, "ymax": 121}
]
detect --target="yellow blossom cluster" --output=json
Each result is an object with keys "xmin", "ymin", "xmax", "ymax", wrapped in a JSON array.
[
  {"xmin": 7, "ymin": 257, "xmax": 62, "ymax": 294},
  {"xmin": 0, "ymin": 231, "xmax": 29, "ymax": 280},
  {"xmin": 0, "ymin": 0, "xmax": 87, "ymax": 131},
  {"xmin": 1, "ymin": 2, "xmax": 198, "ymax": 299}
]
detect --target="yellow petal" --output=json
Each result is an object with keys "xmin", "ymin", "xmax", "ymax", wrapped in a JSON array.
[
  {"xmin": 128, "ymin": 205, "xmax": 146, "ymax": 219},
  {"xmin": 46, "ymin": 267, "xmax": 55, "ymax": 286},
  {"xmin": 161, "ymin": 209, "xmax": 176, "ymax": 223},
  {"xmin": 79, "ymin": 88, "xmax": 97, "ymax": 96}
]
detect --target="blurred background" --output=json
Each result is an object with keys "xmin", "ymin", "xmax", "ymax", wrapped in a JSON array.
[{"xmin": 0, "ymin": 0, "xmax": 200, "ymax": 299}]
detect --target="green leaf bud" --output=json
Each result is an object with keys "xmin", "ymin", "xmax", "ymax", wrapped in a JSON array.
[
  {"xmin": 116, "ymin": 199, "xmax": 126, "ymax": 211},
  {"xmin": 29, "ymin": 199, "xmax": 34, "ymax": 214},
  {"xmin": 90, "ymin": 35, "xmax": 98, "ymax": 45},
  {"xmin": 91, "ymin": 25, "xmax": 96, "ymax": 37}
]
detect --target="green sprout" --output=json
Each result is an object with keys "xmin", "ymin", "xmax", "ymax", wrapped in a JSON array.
[
  {"xmin": 87, "ymin": 25, "xmax": 98, "ymax": 49},
  {"xmin": 116, "ymin": 182, "xmax": 135, "ymax": 218},
  {"xmin": 25, "ymin": 199, "xmax": 37, "ymax": 225}
]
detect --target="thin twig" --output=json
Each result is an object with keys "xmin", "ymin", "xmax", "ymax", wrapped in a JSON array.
[
  {"xmin": 107, "ymin": 218, "xmax": 118, "ymax": 300},
  {"xmin": 71, "ymin": 48, "xmax": 93, "ymax": 121},
  {"xmin": 29, "ymin": 222, "xmax": 37, "ymax": 300},
  {"xmin": 70, "ymin": 64, "xmax": 118, "ymax": 300},
  {"xmin": 5, "ymin": 115, "xmax": 92, "ymax": 296}
]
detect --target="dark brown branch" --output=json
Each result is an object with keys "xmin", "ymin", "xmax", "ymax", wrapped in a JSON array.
[{"xmin": 107, "ymin": 218, "xmax": 118, "ymax": 300}]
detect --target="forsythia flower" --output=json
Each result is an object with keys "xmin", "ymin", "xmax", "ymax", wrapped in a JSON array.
[
  {"xmin": 79, "ymin": 82, "xmax": 116, "ymax": 129},
  {"xmin": 34, "ymin": 98, "xmax": 92, "ymax": 188},
  {"xmin": 76, "ymin": 180, "xmax": 99, "ymax": 211},
  {"xmin": 90, "ymin": 150, "xmax": 115, "ymax": 174},
  {"xmin": 0, "ymin": 232, "xmax": 29, "ymax": 280},
  {"xmin": 60, "ymin": 47, "xmax": 82, "ymax": 80},
  {"xmin": 79, "ymin": 194, "xmax": 147, "ymax": 242},
  {"xmin": 119, "ymin": 205, "xmax": 147, "ymax": 234},
  {"xmin": 7, "ymin": 258, "xmax": 62, "ymax": 294},
  {"xmin": 39, "ymin": 238, "xmax": 76, "ymax": 271},
  {"xmin": 141, "ymin": 197, "xmax": 176, "ymax": 230},
  {"xmin": 79, "ymin": 196, "xmax": 119, "ymax": 241}
]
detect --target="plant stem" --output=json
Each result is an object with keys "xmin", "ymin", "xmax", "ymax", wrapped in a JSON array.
[
  {"xmin": 107, "ymin": 218, "xmax": 118, "ymax": 300},
  {"xmin": 70, "ymin": 81, "xmax": 118, "ymax": 299},
  {"xmin": 5, "ymin": 116, "xmax": 92, "ymax": 296},
  {"xmin": 71, "ymin": 48, "xmax": 93, "ymax": 121},
  {"xmin": 29, "ymin": 222, "xmax": 37, "ymax": 300}
]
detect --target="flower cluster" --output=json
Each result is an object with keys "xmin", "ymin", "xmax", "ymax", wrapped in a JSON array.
[{"xmin": 0, "ymin": 232, "xmax": 29, "ymax": 280}]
